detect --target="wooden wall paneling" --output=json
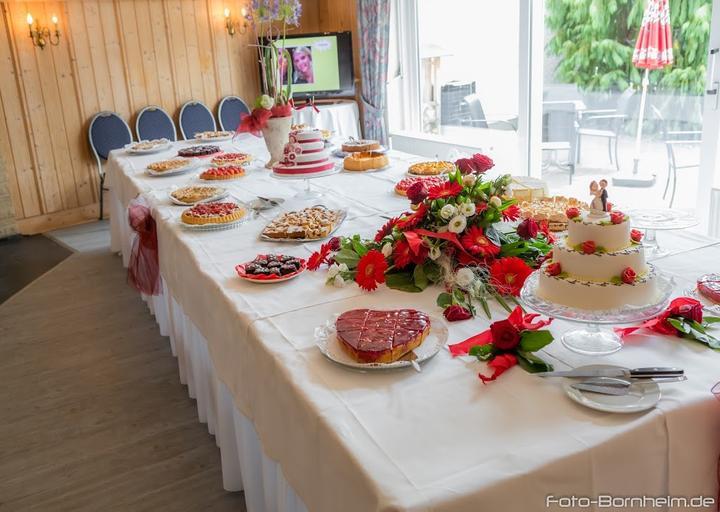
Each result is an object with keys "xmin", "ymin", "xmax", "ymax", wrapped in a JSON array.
[
  {"xmin": 81, "ymin": 1, "xmax": 112, "ymax": 112},
  {"xmin": 147, "ymin": 0, "xmax": 175, "ymax": 113},
  {"xmin": 180, "ymin": 0, "xmax": 204, "ymax": 103},
  {"xmin": 0, "ymin": 3, "xmax": 39, "ymax": 218},
  {"xmin": 193, "ymin": 0, "xmax": 217, "ymax": 107},
  {"xmin": 205, "ymin": 0, "xmax": 230, "ymax": 99},
  {"xmin": 7, "ymin": 1, "xmax": 63, "ymax": 213},
  {"xmin": 99, "ymin": 0, "xmax": 130, "ymax": 118},
  {"xmin": 66, "ymin": 1, "xmax": 98, "ymax": 116},
  {"xmin": 133, "ymin": 0, "xmax": 160, "ymax": 113},
  {"xmin": 115, "ymin": 0, "xmax": 146, "ymax": 113},
  {"xmin": 163, "ymin": 0, "xmax": 189, "ymax": 109}
]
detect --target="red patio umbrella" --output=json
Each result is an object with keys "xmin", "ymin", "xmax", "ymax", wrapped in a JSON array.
[{"xmin": 620, "ymin": 0, "xmax": 674, "ymax": 185}]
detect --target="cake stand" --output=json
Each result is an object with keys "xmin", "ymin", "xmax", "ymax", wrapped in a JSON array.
[
  {"xmin": 270, "ymin": 165, "xmax": 341, "ymax": 200},
  {"xmin": 520, "ymin": 271, "xmax": 675, "ymax": 356},
  {"xmin": 627, "ymin": 208, "xmax": 698, "ymax": 258}
]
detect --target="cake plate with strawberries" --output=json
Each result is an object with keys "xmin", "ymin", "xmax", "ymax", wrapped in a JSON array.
[{"xmin": 520, "ymin": 271, "xmax": 675, "ymax": 356}]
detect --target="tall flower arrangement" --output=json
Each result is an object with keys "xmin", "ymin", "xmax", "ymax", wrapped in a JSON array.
[{"xmin": 309, "ymin": 156, "xmax": 553, "ymax": 319}]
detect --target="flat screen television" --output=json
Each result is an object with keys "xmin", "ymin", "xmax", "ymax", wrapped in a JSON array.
[{"xmin": 259, "ymin": 31, "xmax": 355, "ymax": 100}]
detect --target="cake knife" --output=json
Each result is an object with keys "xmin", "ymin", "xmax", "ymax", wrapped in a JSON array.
[{"xmin": 535, "ymin": 367, "xmax": 683, "ymax": 378}]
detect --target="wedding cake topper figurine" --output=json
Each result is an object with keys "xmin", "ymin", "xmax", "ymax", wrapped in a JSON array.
[{"xmin": 589, "ymin": 179, "xmax": 609, "ymax": 217}]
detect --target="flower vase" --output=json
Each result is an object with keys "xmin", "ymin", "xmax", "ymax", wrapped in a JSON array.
[{"xmin": 261, "ymin": 116, "xmax": 292, "ymax": 168}]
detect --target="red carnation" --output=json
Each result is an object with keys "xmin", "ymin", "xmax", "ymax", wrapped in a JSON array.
[
  {"xmin": 374, "ymin": 216, "xmax": 399, "ymax": 242},
  {"xmin": 581, "ymin": 240, "xmax": 596, "ymax": 254},
  {"xmin": 565, "ymin": 207, "xmax": 580, "ymax": 219},
  {"xmin": 471, "ymin": 153, "xmax": 494, "ymax": 173},
  {"xmin": 546, "ymin": 262, "xmax": 562, "ymax": 276},
  {"xmin": 490, "ymin": 319, "xmax": 521, "ymax": 350},
  {"xmin": 461, "ymin": 226, "xmax": 500, "ymax": 258},
  {"xmin": 355, "ymin": 250, "xmax": 388, "ymax": 291},
  {"xmin": 610, "ymin": 211, "xmax": 625, "ymax": 225},
  {"xmin": 516, "ymin": 218, "xmax": 538, "ymax": 240},
  {"xmin": 621, "ymin": 267, "xmax": 636, "ymax": 284},
  {"xmin": 502, "ymin": 204, "xmax": 521, "ymax": 222},
  {"xmin": 489, "ymin": 257, "xmax": 533, "ymax": 296},
  {"xmin": 406, "ymin": 182, "xmax": 429, "ymax": 204},
  {"xmin": 428, "ymin": 181, "xmax": 463, "ymax": 200},
  {"xmin": 443, "ymin": 304, "xmax": 473, "ymax": 322},
  {"xmin": 631, "ymin": 229, "xmax": 643, "ymax": 243}
]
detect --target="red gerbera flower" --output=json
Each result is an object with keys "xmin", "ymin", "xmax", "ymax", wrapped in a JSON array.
[
  {"xmin": 461, "ymin": 226, "xmax": 501, "ymax": 258},
  {"xmin": 395, "ymin": 203, "xmax": 428, "ymax": 230},
  {"xmin": 392, "ymin": 237, "xmax": 428, "ymax": 269},
  {"xmin": 502, "ymin": 204, "xmax": 521, "ymax": 222},
  {"xmin": 489, "ymin": 257, "xmax": 533, "ymax": 296},
  {"xmin": 374, "ymin": 216, "xmax": 399, "ymax": 243},
  {"xmin": 355, "ymin": 250, "xmax": 388, "ymax": 291},
  {"xmin": 427, "ymin": 181, "xmax": 463, "ymax": 200},
  {"xmin": 308, "ymin": 242, "xmax": 333, "ymax": 270}
]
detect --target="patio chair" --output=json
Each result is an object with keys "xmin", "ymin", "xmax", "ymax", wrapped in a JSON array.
[
  {"xmin": 88, "ymin": 111, "xmax": 133, "ymax": 220},
  {"xmin": 576, "ymin": 88, "xmax": 634, "ymax": 170},
  {"xmin": 217, "ymin": 96, "xmax": 250, "ymax": 132},
  {"xmin": 541, "ymin": 101, "xmax": 579, "ymax": 184},
  {"xmin": 458, "ymin": 94, "xmax": 517, "ymax": 130},
  {"xmin": 136, "ymin": 105, "xmax": 177, "ymax": 142},
  {"xmin": 650, "ymin": 105, "xmax": 702, "ymax": 208},
  {"xmin": 178, "ymin": 100, "xmax": 216, "ymax": 140}
]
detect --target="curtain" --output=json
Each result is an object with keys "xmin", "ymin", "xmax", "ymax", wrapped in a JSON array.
[{"xmin": 357, "ymin": 0, "xmax": 391, "ymax": 145}]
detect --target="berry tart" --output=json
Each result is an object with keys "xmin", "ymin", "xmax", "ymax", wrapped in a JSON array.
[
  {"xmin": 394, "ymin": 175, "xmax": 448, "ymax": 196},
  {"xmin": 178, "ymin": 145, "xmax": 221, "ymax": 158},
  {"xmin": 235, "ymin": 254, "xmax": 307, "ymax": 283},
  {"xmin": 180, "ymin": 202, "xmax": 246, "ymax": 226},
  {"xmin": 341, "ymin": 139, "xmax": 381, "ymax": 153},
  {"xmin": 335, "ymin": 309, "xmax": 431, "ymax": 363},
  {"xmin": 343, "ymin": 151, "xmax": 389, "ymax": 172},
  {"xmin": 407, "ymin": 161, "xmax": 455, "ymax": 176},
  {"xmin": 211, "ymin": 152, "xmax": 252, "ymax": 167},
  {"xmin": 200, "ymin": 165, "xmax": 246, "ymax": 180}
]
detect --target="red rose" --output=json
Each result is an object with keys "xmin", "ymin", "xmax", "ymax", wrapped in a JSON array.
[
  {"xmin": 516, "ymin": 218, "xmax": 538, "ymax": 240},
  {"xmin": 581, "ymin": 241, "xmax": 596, "ymax": 254},
  {"xmin": 610, "ymin": 211, "xmax": 625, "ymax": 225},
  {"xmin": 472, "ymin": 153, "xmax": 494, "ymax": 173},
  {"xmin": 546, "ymin": 262, "xmax": 562, "ymax": 276},
  {"xmin": 406, "ymin": 181, "xmax": 428, "ymax": 204},
  {"xmin": 443, "ymin": 304, "xmax": 473, "ymax": 322},
  {"xmin": 328, "ymin": 236, "xmax": 341, "ymax": 251},
  {"xmin": 621, "ymin": 267, "xmax": 636, "ymax": 284},
  {"xmin": 631, "ymin": 229, "xmax": 643, "ymax": 242},
  {"xmin": 455, "ymin": 158, "xmax": 476, "ymax": 175},
  {"xmin": 490, "ymin": 319, "xmax": 521, "ymax": 350},
  {"xmin": 565, "ymin": 207, "xmax": 580, "ymax": 219},
  {"xmin": 666, "ymin": 297, "xmax": 703, "ymax": 324}
]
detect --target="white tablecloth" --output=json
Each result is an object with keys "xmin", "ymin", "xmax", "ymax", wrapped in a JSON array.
[
  {"xmin": 292, "ymin": 101, "xmax": 361, "ymax": 139},
  {"xmin": 107, "ymin": 135, "xmax": 720, "ymax": 512}
]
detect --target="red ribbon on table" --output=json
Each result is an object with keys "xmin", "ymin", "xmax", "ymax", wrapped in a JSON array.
[
  {"xmin": 127, "ymin": 197, "xmax": 161, "ymax": 296},
  {"xmin": 291, "ymin": 97, "xmax": 320, "ymax": 113},
  {"xmin": 613, "ymin": 297, "xmax": 704, "ymax": 339}
]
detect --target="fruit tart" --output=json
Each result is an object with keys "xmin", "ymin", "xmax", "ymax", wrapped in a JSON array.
[
  {"xmin": 235, "ymin": 254, "xmax": 307, "ymax": 282},
  {"xmin": 200, "ymin": 165, "xmax": 246, "ymax": 180},
  {"xmin": 178, "ymin": 145, "xmax": 221, "ymax": 157},
  {"xmin": 180, "ymin": 202, "xmax": 246, "ymax": 225},
  {"xmin": 407, "ymin": 161, "xmax": 455, "ymax": 176},
  {"xmin": 343, "ymin": 151, "xmax": 389, "ymax": 171},
  {"xmin": 394, "ymin": 175, "xmax": 448, "ymax": 196},
  {"xmin": 335, "ymin": 309, "xmax": 431, "ymax": 363},
  {"xmin": 147, "ymin": 157, "xmax": 194, "ymax": 174},
  {"xmin": 211, "ymin": 152, "xmax": 252, "ymax": 167},
  {"xmin": 170, "ymin": 186, "xmax": 225, "ymax": 205}
]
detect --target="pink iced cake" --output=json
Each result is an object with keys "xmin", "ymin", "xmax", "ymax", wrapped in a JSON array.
[{"xmin": 272, "ymin": 129, "xmax": 336, "ymax": 177}]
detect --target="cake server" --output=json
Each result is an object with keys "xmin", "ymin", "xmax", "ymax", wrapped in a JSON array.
[
  {"xmin": 536, "ymin": 367, "xmax": 683, "ymax": 378},
  {"xmin": 571, "ymin": 378, "xmax": 631, "ymax": 396}
]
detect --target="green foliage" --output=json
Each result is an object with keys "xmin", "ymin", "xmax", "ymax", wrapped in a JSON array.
[{"xmin": 546, "ymin": 0, "xmax": 712, "ymax": 94}]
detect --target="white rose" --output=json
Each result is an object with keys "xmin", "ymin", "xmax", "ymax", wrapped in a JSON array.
[
  {"xmin": 440, "ymin": 204, "xmax": 457, "ymax": 220},
  {"xmin": 338, "ymin": 263, "xmax": 349, "ymax": 272},
  {"xmin": 333, "ymin": 274, "xmax": 345, "ymax": 288},
  {"xmin": 455, "ymin": 267, "xmax": 475, "ymax": 288},
  {"xmin": 429, "ymin": 246, "xmax": 441, "ymax": 260},
  {"xmin": 260, "ymin": 94, "xmax": 275, "ymax": 109},
  {"xmin": 489, "ymin": 195, "xmax": 502, "ymax": 208},
  {"xmin": 448, "ymin": 215, "xmax": 467, "ymax": 234},
  {"xmin": 327, "ymin": 263, "xmax": 340, "ymax": 279},
  {"xmin": 381, "ymin": 242, "xmax": 393, "ymax": 258},
  {"xmin": 462, "ymin": 174, "xmax": 477, "ymax": 187},
  {"xmin": 459, "ymin": 202, "xmax": 475, "ymax": 217}
]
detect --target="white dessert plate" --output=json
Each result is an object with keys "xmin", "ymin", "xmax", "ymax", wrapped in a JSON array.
[
  {"xmin": 190, "ymin": 132, "xmax": 234, "ymax": 143},
  {"xmin": 259, "ymin": 208, "xmax": 347, "ymax": 243},
  {"xmin": 563, "ymin": 365, "xmax": 660, "ymax": 413},
  {"xmin": 315, "ymin": 314, "xmax": 447, "ymax": 371},
  {"xmin": 126, "ymin": 139, "xmax": 172, "ymax": 154},
  {"xmin": 146, "ymin": 158, "xmax": 200, "ymax": 177},
  {"xmin": 168, "ymin": 186, "xmax": 229, "ymax": 206},
  {"xmin": 235, "ymin": 256, "xmax": 307, "ymax": 284}
]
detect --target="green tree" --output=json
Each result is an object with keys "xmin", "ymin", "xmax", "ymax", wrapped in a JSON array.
[{"xmin": 546, "ymin": 0, "xmax": 712, "ymax": 94}]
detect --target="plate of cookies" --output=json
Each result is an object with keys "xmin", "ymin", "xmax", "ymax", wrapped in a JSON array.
[
  {"xmin": 235, "ymin": 254, "xmax": 307, "ymax": 283},
  {"xmin": 146, "ymin": 157, "xmax": 199, "ymax": 176},
  {"xmin": 169, "ymin": 185, "xmax": 228, "ymax": 206},
  {"xmin": 260, "ymin": 205, "xmax": 346, "ymax": 242},
  {"xmin": 192, "ymin": 130, "xmax": 234, "ymax": 142}
]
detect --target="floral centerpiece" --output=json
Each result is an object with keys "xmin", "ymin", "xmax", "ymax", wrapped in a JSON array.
[
  {"xmin": 236, "ymin": 0, "xmax": 302, "ymax": 167},
  {"xmin": 309, "ymin": 155, "xmax": 553, "ymax": 320}
]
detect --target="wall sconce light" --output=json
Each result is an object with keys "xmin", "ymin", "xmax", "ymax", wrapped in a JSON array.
[
  {"xmin": 27, "ymin": 13, "xmax": 61, "ymax": 49},
  {"xmin": 224, "ymin": 6, "xmax": 250, "ymax": 37}
]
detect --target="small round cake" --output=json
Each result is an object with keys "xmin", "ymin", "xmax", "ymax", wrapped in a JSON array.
[
  {"xmin": 180, "ymin": 202, "xmax": 245, "ymax": 225},
  {"xmin": 342, "ymin": 139, "xmax": 380, "ymax": 153},
  {"xmin": 272, "ymin": 129, "xmax": 335, "ymax": 177},
  {"xmin": 537, "ymin": 209, "xmax": 659, "ymax": 310},
  {"xmin": 343, "ymin": 151, "xmax": 389, "ymax": 171},
  {"xmin": 200, "ymin": 165, "xmax": 245, "ymax": 180}
]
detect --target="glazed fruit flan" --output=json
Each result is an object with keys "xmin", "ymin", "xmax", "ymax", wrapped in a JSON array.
[
  {"xmin": 343, "ymin": 151, "xmax": 389, "ymax": 171},
  {"xmin": 180, "ymin": 202, "xmax": 246, "ymax": 225},
  {"xmin": 335, "ymin": 309, "xmax": 431, "ymax": 363}
]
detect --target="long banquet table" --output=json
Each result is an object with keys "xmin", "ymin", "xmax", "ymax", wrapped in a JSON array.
[{"xmin": 107, "ymin": 134, "xmax": 720, "ymax": 512}]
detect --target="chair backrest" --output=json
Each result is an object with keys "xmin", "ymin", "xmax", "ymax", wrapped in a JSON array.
[
  {"xmin": 178, "ymin": 101, "xmax": 216, "ymax": 140},
  {"xmin": 461, "ymin": 93, "xmax": 488, "ymax": 128},
  {"xmin": 88, "ymin": 111, "xmax": 133, "ymax": 161},
  {"xmin": 217, "ymin": 96, "xmax": 250, "ymax": 132},
  {"xmin": 136, "ymin": 105, "xmax": 177, "ymax": 142}
]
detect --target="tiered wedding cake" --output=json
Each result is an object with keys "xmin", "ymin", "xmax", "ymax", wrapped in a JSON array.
[
  {"xmin": 272, "ymin": 128, "xmax": 335, "ymax": 177},
  {"xmin": 537, "ymin": 209, "xmax": 658, "ymax": 310}
]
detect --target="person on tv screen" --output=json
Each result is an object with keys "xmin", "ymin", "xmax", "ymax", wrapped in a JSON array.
[{"xmin": 291, "ymin": 46, "xmax": 314, "ymax": 84}]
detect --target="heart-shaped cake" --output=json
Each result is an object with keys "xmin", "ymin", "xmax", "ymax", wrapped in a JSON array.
[
  {"xmin": 336, "ymin": 309, "xmax": 431, "ymax": 363},
  {"xmin": 698, "ymin": 273, "xmax": 720, "ymax": 304}
]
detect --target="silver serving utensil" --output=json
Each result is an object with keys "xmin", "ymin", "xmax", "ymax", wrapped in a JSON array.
[
  {"xmin": 536, "ymin": 367, "xmax": 683, "ymax": 379},
  {"xmin": 257, "ymin": 196, "xmax": 280, "ymax": 206},
  {"xmin": 399, "ymin": 351, "xmax": 422, "ymax": 373},
  {"xmin": 571, "ymin": 377, "xmax": 631, "ymax": 396}
]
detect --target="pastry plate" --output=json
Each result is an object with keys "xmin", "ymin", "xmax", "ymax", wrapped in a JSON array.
[
  {"xmin": 190, "ymin": 133, "xmax": 234, "ymax": 143},
  {"xmin": 169, "ymin": 187, "xmax": 229, "ymax": 206},
  {"xmin": 235, "ymin": 256, "xmax": 307, "ymax": 283},
  {"xmin": 259, "ymin": 207, "xmax": 347, "ymax": 243},
  {"xmin": 146, "ymin": 158, "xmax": 200, "ymax": 176},
  {"xmin": 126, "ymin": 139, "xmax": 172, "ymax": 154},
  {"xmin": 315, "ymin": 314, "xmax": 447, "ymax": 371},
  {"xmin": 563, "ymin": 365, "xmax": 660, "ymax": 413}
]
